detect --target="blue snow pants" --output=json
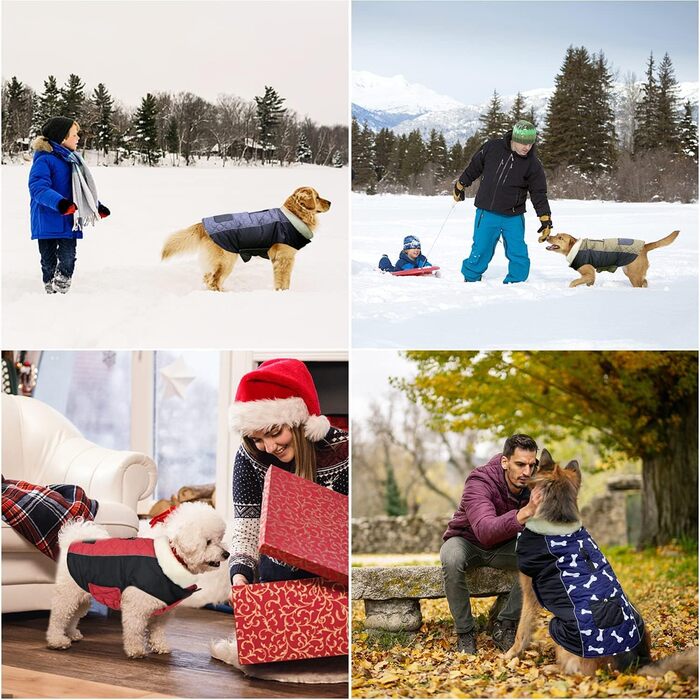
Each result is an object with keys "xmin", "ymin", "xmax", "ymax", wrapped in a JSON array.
[{"xmin": 461, "ymin": 209, "xmax": 529, "ymax": 283}]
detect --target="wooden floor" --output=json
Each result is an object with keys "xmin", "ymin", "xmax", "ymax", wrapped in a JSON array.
[{"xmin": 2, "ymin": 608, "xmax": 347, "ymax": 699}]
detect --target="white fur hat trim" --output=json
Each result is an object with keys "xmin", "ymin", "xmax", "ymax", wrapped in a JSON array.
[{"xmin": 229, "ymin": 396, "xmax": 330, "ymax": 442}]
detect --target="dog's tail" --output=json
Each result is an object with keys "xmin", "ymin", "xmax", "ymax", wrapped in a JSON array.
[
  {"xmin": 644, "ymin": 230, "xmax": 679, "ymax": 252},
  {"xmin": 638, "ymin": 646, "xmax": 698, "ymax": 679},
  {"xmin": 57, "ymin": 518, "xmax": 109, "ymax": 566},
  {"xmin": 161, "ymin": 223, "xmax": 207, "ymax": 261}
]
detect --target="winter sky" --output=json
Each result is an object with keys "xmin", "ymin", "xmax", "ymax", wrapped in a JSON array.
[
  {"xmin": 353, "ymin": 0, "xmax": 699, "ymax": 104},
  {"xmin": 1, "ymin": 0, "xmax": 348, "ymax": 125}
]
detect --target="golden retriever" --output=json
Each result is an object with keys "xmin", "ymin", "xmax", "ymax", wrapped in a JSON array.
[
  {"xmin": 161, "ymin": 187, "xmax": 331, "ymax": 291},
  {"xmin": 544, "ymin": 230, "xmax": 679, "ymax": 288}
]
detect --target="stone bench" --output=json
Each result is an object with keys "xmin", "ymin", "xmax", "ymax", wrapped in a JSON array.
[{"xmin": 351, "ymin": 565, "xmax": 517, "ymax": 632}]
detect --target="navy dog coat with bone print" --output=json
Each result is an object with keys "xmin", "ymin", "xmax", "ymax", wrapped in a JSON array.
[{"xmin": 516, "ymin": 525, "xmax": 645, "ymax": 658}]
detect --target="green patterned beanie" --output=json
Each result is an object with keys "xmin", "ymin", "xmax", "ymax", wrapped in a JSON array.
[{"xmin": 512, "ymin": 120, "xmax": 537, "ymax": 145}]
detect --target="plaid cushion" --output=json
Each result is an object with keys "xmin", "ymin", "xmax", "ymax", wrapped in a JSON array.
[{"xmin": 1, "ymin": 478, "xmax": 99, "ymax": 560}]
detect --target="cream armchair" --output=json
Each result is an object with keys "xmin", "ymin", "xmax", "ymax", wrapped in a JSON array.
[{"xmin": 2, "ymin": 394, "xmax": 157, "ymax": 612}]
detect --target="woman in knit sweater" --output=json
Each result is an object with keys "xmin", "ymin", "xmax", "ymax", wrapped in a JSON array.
[{"xmin": 227, "ymin": 359, "xmax": 348, "ymax": 589}]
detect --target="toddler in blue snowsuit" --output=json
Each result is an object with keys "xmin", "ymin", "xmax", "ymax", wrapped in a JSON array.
[{"xmin": 378, "ymin": 235, "xmax": 433, "ymax": 272}]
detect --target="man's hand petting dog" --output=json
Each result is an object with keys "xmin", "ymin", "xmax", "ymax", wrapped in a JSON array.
[{"xmin": 517, "ymin": 487, "xmax": 542, "ymax": 525}]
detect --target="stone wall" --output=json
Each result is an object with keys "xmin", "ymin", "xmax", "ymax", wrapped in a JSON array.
[
  {"xmin": 352, "ymin": 515, "xmax": 448, "ymax": 554},
  {"xmin": 352, "ymin": 475, "xmax": 642, "ymax": 553}
]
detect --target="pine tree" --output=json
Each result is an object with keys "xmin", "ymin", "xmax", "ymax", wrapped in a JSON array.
[
  {"xmin": 296, "ymin": 131, "xmax": 312, "ymax": 163},
  {"xmin": 401, "ymin": 130, "xmax": 427, "ymax": 187},
  {"xmin": 91, "ymin": 83, "xmax": 114, "ymax": 158},
  {"xmin": 351, "ymin": 119, "xmax": 377, "ymax": 193},
  {"xmin": 2, "ymin": 77, "xmax": 33, "ymax": 155},
  {"xmin": 678, "ymin": 100, "xmax": 698, "ymax": 161},
  {"xmin": 656, "ymin": 52, "xmax": 681, "ymax": 153},
  {"xmin": 254, "ymin": 86, "xmax": 286, "ymax": 164},
  {"xmin": 132, "ymin": 93, "xmax": 161, "ymax": 166},
  {"xmin": 448, "ymin": 141, "xmax": 464, "ymax": 177},
  {"xmin": 634, "ymin": 52, "xmax": 659, "ymax": 153},
  {"xmin": 331, "ymin": 150, "xmax": 344, "ymax": 168},
  {"xmin": 384, "ymin": 462, "xmax": 407, "ymax": 517},
  {"xmin": 33, "ymin": 75, "xmax": 62, "ymax": 135},
  {"xmin": 509, "ymin": 92, "xmax": 528, "ymax": 123},
  {"xmin": 478, "ymin": 90, "xmax": 509, "ymax": 139},
  {"xmin": 165, "ymin": 116, "xmax": 180, "ymax": 158},
  {"xmin": 427, "ymin": 128, "xmax": 448, "ymax": 180},
  {"xmin": 541, "ymin": 46, "xmax": 616, "ymax": 172},
  {"xmin": 374, "ymin": 128, "xmax": 396, "ymax": 183},
  {"xmin": 384, "ymin": 133, "xmax": 408, "ymax": 189},
  {"xmin": 60, "ymin": 73, "xmax": 85, "ymax": 122}
]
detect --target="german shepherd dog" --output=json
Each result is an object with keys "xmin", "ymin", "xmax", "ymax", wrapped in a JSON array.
[
  {"xmin": 505, "ymin": 450, "xmax": 697, "ymax": 677},
  {"xmin": 543, "ymin": 230, "xmax": 679, "ymax": 288},
  {"xmin": 161, "ymin": 187, "xmax": 331, "ymax": 291}
]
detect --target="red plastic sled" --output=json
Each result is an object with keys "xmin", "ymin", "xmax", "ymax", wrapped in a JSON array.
[{"xmin": 391, "ymin": 266, "xmax": 441, "ymax": 277}]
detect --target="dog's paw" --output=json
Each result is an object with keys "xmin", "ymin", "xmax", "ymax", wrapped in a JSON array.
[
  {"xmin": 124, "ymin": 646, "xmax": 149, "ymax": 659},
  {"xmin": 503, "ymin": 648, "xmax": 519, "ymax": 661},
  {"xmin": 149, "ymin": 641, "xmax": 171, "ymax": 655},
  {"xmin": 68, "ymin": 629, "xmax": 83, "ymax": 641},
  {"xmin": 47, "ymin": 635, "xmax": 72, "ymax": 650}
]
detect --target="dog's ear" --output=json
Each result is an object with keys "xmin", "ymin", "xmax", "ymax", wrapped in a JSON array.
[
  {"xmin": 538, "ymin": 449, "xmax": 555, "ymax": 472},
  {"xmin": 294, "ymin": 187, "xmax": 317, "ymax": 211},
  {"xmin": 565, "ymin": 459, "xmax": 582, "ymax": 488}
]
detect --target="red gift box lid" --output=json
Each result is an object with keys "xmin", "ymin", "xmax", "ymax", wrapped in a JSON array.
[
  {"xmin": 259, "ymin": 465, "xmax": 348, "ymax": 585},
  {"xmin": 231, "ymin": 577, "xmax": 349, "ymax": 664}
]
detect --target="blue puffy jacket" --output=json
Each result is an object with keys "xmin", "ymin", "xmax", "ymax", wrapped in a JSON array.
[
  {"xmin": 379, "ymin": 251, "xmax": 433, "ymax": 272},
  {"xmin": 28, "ymin": 137, "xmax": 82, "ymax": 240},
  {"xmin": 394, "ymin": 251, "xmax": 433, "ymax": 271}
]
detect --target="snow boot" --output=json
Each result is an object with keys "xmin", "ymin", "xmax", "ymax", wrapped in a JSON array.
[
  {"xmin": 44, "ymin": 281, "xmax": 57, "ymax": 294},
  {"xmin": 54, "ymin": 272, "xmax": 72, "ymax": 294}
]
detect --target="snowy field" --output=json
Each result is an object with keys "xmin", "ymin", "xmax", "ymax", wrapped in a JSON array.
[
  {"xmin": 352, "ymin": 193, "xmax": 698, "ymax": 349},
  {"xmin": 2, "ymin": 163, "xmax": 348, "ymax": 349}
]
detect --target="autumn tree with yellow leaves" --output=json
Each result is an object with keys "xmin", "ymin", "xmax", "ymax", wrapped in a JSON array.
[{"xmin": 395, "ymin": 351, "xmax": 698, "ymax": 547}]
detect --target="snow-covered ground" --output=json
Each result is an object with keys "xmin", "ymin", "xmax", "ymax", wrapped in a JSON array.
[
  {"xmin": 352, "ymin": 194, "xmax": 698, "ymax": 349},
  {"xmin": 2, "ymin": 163, "xmax": 348, "ymax": 348}
]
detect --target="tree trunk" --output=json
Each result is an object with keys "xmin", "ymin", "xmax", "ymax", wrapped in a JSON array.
[{"xmin": 640, "ymin": 390, "xmax": 698, "ymax": 546}]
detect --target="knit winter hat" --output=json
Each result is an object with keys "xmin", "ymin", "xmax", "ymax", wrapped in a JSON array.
[
  {"xmin": 230, "ymin": 359, "xmax": 331, "ymax": 442},
  {"xmin": 403, "ymin": 235, "xmax": 421, "ymax": 250},
  {"xmin": 41, "ymin": 116, "xmax": 75, "ymax": 144},
  {"xmin": 511, "ymin": 120, "xmax": 537, "ymax": 145}
]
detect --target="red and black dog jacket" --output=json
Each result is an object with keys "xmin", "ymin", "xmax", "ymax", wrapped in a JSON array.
[{"xmin": 67, "ymin": 537, "xmax": 199, "ymax": 615}]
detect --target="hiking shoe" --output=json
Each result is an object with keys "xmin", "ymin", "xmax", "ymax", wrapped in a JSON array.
[
  {"xmin": 457, "ymin": 631, "xmax": 477, "ymax": 654},
  {"xmin": 491, "ymin": 619, "xmax": 517, "ymax": 652},
  {"xmin": 54, "ymin": 272, "xmax": 72, "ymax": 294},
  {"xmin": 44, "ymin": 281, "xmax": 57, "ymax": 294}
]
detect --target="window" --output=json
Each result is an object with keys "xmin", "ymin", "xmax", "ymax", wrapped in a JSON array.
[
  {"xmin": 34, "ymin": 351, "xmax": 132, "ymax": 450},
  {"xmin": 153, "ymin": 351, "xmax": 220, "ymax": 501}
]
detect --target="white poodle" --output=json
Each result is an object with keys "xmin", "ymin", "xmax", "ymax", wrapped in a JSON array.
[{"xmin": 46, "ymin": 501, "xmax": 228, "ymax": 658}]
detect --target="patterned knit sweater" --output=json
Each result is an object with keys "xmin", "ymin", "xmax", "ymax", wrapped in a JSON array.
[{"xmin": 229, "ymin": 426, "xmax": 348, "ymax": 584}]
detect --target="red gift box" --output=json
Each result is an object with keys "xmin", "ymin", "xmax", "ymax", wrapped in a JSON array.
[
  {"xmin": 259, "ymin": 466, "xmax": 348, "ymax": 585},
  {"xmin": 232, "ymin": 577, "xmax": 349, "ymax": 664}
]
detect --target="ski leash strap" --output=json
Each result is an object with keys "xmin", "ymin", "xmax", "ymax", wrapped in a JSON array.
[{"xmin": 425, "ymin": 201, "xmax": 457, "ymax": 261}]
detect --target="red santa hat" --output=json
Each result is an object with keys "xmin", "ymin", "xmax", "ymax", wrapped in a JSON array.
[{"xmin": 229, "ymin": 359, "xmax": 331, "ymax": 442}]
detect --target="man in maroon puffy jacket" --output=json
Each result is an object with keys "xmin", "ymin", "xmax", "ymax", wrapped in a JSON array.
[{"xmin": 440, "ymin": 434, "xmax": 542, "ymax": 654}]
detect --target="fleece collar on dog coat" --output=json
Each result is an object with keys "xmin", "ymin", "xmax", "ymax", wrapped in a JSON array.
[
  {"xmin": 566, "ymin": 238, "xmax": 645, "ymax": 273},
  {"xmin": 202, "ymin": 206, "xmax": 312, "ymax": 262},
  {"xmin": 516, "ymin": 523, "xmax": 645, "ymax": 658},
  {"xmin": 67, "ymin": 537, "xmax": 199, "ymax": 615}
]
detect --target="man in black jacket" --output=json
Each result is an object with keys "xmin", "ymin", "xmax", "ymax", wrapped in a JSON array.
[{"xmin": 453, "ymin": 121, "xmax": 552, "ymax": 283}]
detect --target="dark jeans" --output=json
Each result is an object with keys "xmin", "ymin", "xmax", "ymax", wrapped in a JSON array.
[
  {"xmin": 38, "ymin": 238, "xmax": 77, "ymax": 284},
  {"xmin": 440, "ymin": 536, "xmax": 522, "ymax": 634}
]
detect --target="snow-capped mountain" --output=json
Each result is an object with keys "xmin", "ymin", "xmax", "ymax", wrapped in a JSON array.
[
  {"xmin": 352, "ymin": 70, "xmax": 699, "ymax": 145},
  {"xmin": 352, "ymin": 70, "xmax": 464, "ymax": 131}
]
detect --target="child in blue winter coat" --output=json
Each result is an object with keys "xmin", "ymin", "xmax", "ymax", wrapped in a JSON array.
[
  {"xmin": 29, "ymin": 116, "xmax": 110, "ymax": 294},
  {"xmin": 378, "ymin": 235, "xmax": 433, "ymax": 272}
]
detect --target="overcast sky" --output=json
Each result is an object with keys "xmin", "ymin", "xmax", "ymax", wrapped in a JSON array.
[
  {"xmin": 353, "ymin": 0, "xmax": 699, "ymax": 104},
  {"xmin": 2, "ymin": 0, "xmax": 348, "ymax": 125}
]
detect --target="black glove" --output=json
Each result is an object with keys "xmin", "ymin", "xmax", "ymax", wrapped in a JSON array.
[
  {"xmin": 57, "ymin": 199, "xmax": 77, "ymax": 215},
  {"xmin": 98, "ymin": 203, "xmax": 111, "ymax": 219},
  {"xmin": 537, "ymin": 214, "xmax": 553, "ymax": 242},
  {"xmin": 453, "ymin": 180, "xmax": 465, "ymax": 202}
]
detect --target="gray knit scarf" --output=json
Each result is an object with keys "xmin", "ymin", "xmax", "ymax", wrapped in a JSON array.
[{"xmin": 65, "ymin": 150, "xmax": 100, "ymax": 231}]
